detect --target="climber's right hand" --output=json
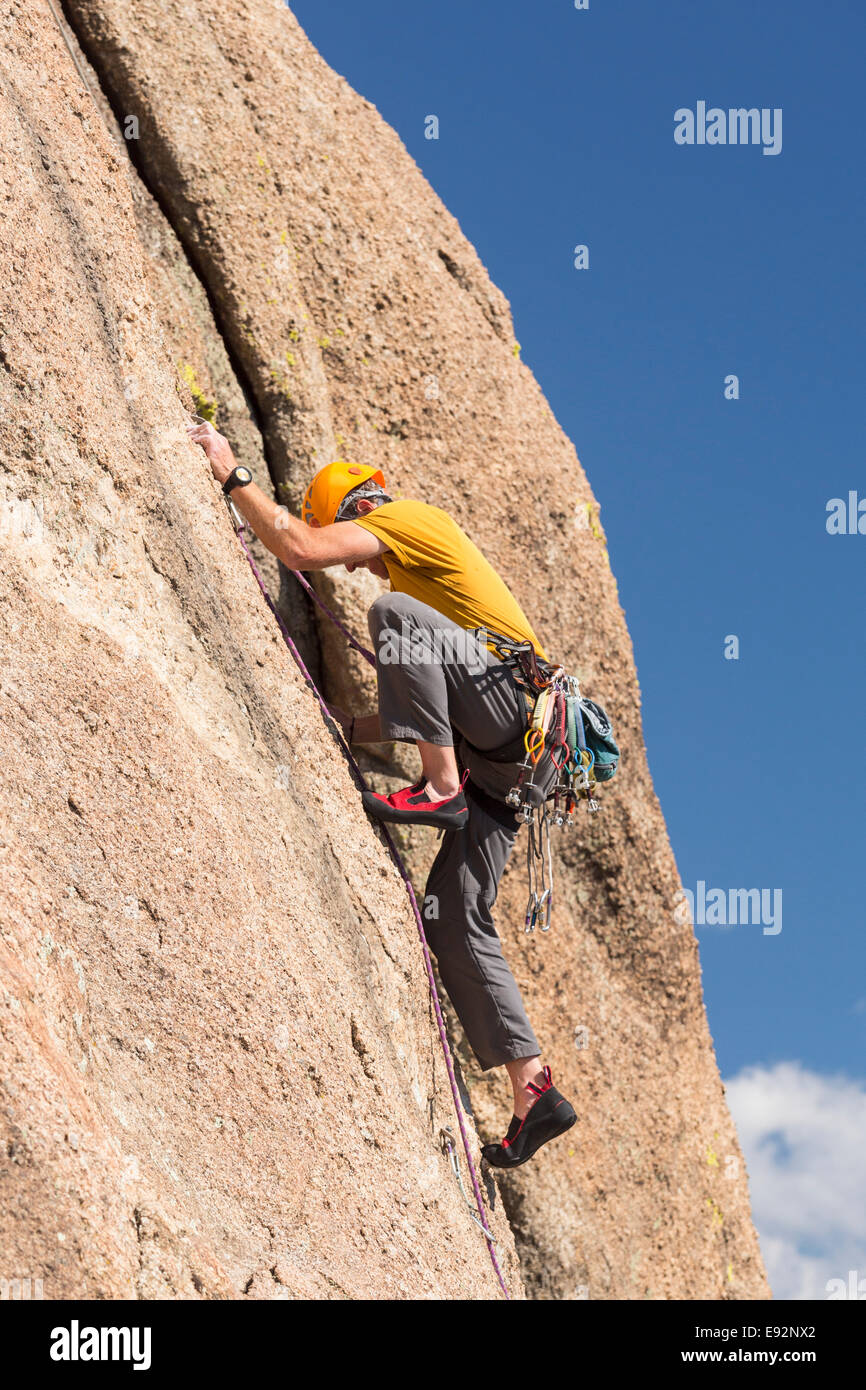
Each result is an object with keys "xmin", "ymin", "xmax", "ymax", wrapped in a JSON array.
[{"xmin": 186, "ymin": 418, "xmax": 236, "ymax": 486}]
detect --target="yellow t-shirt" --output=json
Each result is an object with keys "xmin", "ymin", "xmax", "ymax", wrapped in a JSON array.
[{"xmin": 353, "ymin": 500, "xmax": 548, "ymax": 660}]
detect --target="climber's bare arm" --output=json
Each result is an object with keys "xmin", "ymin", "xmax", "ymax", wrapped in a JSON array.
[
  {"xmin": 233, "ymin": 478, "xmax": 384, "ymax": 570},
  {"xmin": 189, "ymin": 422, "xmax": 387, "ymax": 570}
]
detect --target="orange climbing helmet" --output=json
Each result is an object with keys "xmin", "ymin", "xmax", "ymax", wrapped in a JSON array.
[{"xmin": 301, "ymin": 460, "xmax": 387, "ymax": 528}]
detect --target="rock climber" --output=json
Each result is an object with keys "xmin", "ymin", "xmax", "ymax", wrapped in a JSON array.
[{"xmin": 189, "ymin": 420, "xmax": 577, "ymax": 1169}]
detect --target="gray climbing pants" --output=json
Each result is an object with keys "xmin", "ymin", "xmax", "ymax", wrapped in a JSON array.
[{"xmin": 367, "ymin": 591, "xmax": 551, "ymax": 1071}]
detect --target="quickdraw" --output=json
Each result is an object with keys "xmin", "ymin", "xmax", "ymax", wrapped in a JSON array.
[
  {"xmin": 523, "ymin": 807, "xmax": 554, "ymax": 934},
  {"xmin": 506, "ymin": 727, "xmax": 545, "ymax": 820}
]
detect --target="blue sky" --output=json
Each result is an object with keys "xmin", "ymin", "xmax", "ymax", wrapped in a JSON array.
[{"xmin": 287, "ymin": 0, "xmax": 865, "ymax": 1295}]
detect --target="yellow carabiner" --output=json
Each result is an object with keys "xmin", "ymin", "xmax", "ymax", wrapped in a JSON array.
[{"xmin": 524, "ymin": 728, "xmax": 545, "ymax": 765}]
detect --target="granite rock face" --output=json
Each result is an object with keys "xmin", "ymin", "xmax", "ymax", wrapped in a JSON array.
[{"xmin": 0, "ymin": 0, "xmax": 769, "ymax": 1299}]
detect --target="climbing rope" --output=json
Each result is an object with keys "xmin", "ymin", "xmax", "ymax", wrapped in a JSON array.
[
  {"xmin": 227, "ymin": 504, "xmax": 510, "ymax": 1298},
  {"xmin": 290, "ymin": 565, "xmax": 377, "ymax": 667}
]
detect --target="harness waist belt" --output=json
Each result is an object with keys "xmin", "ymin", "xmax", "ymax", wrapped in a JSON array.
[
  {"xmin": 464, "ymin": 777, "xmax": 520, "ymax": 829},
  {"xmin": 465, "ymin": 729, "xmax": 529, "ymax": 764}
]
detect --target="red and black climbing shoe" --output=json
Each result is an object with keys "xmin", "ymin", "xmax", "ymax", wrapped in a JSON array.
[
  {"xmin": 481, "ymin": 1066, "xmax": 576, "ymax": 1170},
  {"xmin": 362, "ymin": 779, "xmax": 469, "ymax": 830}
]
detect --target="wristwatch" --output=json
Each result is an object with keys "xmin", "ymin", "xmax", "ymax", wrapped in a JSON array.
[{"xmin": 222, "ymin": 465, "xmax": 253, "ymax": 495}]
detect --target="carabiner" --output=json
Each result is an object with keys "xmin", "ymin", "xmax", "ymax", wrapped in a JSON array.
[
  {"xmin": 524, "ymin": 889, "xmax": 540, "ymax": 934},
  {"xmin": 550, "ymin": 740, "xmax": 570, "ymax": 770},
  {"xmin": 223, "ymin": 492, "xmax": 243, "ymax": 532},
  {"xmin": 524, "ymin": 727, "xmax": 545, "ymax": 765},
  {"xmin": 540, "ymin": 887, "xmax": 552, "ymax": 932}
]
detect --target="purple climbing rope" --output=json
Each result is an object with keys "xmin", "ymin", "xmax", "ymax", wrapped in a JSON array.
[
  {"xmin": 290, "ymin": 566, "xmax": 377, "ymax": 668},
  {"xmin": 233, "ymin": 523, "xmax": 510, "ymax": 1299}
]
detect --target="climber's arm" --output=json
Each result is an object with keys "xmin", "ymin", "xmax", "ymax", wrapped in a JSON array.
[
  {"xmin": 285, "ymin": 516, "xmax": 387, "ymax": 570},
  {"xmin": 188, "ymin": 421, "xmax": 387, "ymax": 570},
  {"xmin": 220, "ymin": 476, "xmax": 383, "ymax": 570}
]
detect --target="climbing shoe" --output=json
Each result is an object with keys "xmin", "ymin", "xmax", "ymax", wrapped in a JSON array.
[
  {"xmin": 362, "ymin": 779, "xmax": 469, "ymax": 830},
  {"xmin": 482, "ymin": 1066, "xmax": 576, "ymax": 1170}
]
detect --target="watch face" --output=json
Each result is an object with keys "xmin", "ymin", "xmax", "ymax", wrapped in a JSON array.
[{"xmin": 236, "ymin": 467, "xmax": 252, "ymax": 484}]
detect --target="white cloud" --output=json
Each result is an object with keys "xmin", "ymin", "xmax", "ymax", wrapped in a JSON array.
[{"xmin": 723, "ymin": 1062, "xmax": 866, "ymax": 1300}]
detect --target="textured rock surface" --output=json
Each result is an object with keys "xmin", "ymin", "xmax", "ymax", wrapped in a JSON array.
[
  {"xmin": 0, "ymin": 0, "xmax": 769, "ymax": 1298},
  {"xmin": 0, "ymin": 1, "xmax": 519, "ymax": 1299}
]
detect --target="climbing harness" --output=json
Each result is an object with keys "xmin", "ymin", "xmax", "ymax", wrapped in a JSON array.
[
  {"xmin": 220, "ymin": 486, "xmax": 509, "ymax": 1298},
  {"xmin": 490, "ymin": 636, "xmax": 620, "ymax": 934}
]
